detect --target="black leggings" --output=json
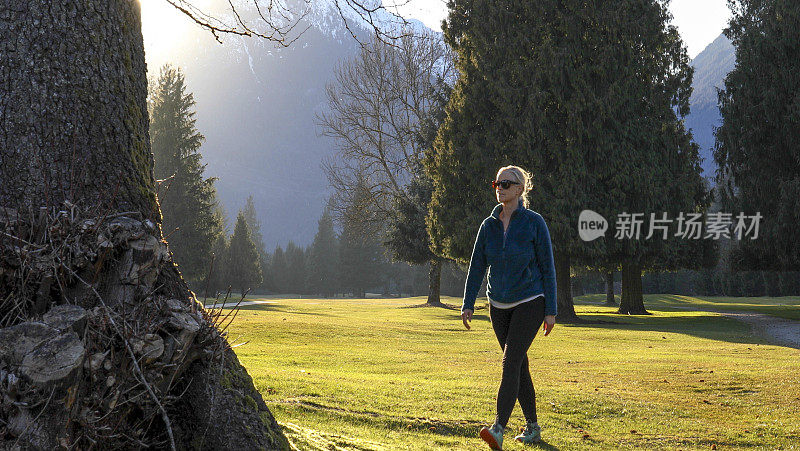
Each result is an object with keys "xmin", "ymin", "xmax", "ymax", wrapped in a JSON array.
[{"xmin": 489, "ymin": 297, "xmax": 546, "ymax": 428}]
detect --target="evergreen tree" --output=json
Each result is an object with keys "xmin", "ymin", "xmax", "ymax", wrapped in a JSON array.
[
  {"xmin": 201, "ymin": 204, "xmax": 230, "ymax": 298},
  {"xmin": 227, "ymin": 212, "xmax": 263, "ymax": 294},
  {"xmin": 386, "ymin": 174, "xmax": 444, "ymax": 304},
  {"xmin": 307, "ymin": 209, "xmax": 339, "ymax": 297},
  {"xmin": 206, "ymin": 232, "xmax": 229, "ymax": 297},
  {"xmin": 339, "ymin": 179, "xmax": 384, "ymax": 297},
  {"xmin": 261, "ymin": 250, "xmax": 275, "ymax": 293},
  {"xmin": 426, "ymin": 0, "xmax": 710, "ymax": 317},
  {"xmin": 150, "ymin": 64, "xmax": 224, "ymax": 283},
  {"xmin": 284, "ymin": 242, "xmax": 307, "ymax": 295},
  {"xmin": 714, "ymin": 0, "xmax": 800, "ymax": 270},
  {"xmin": 242, "ymin": 194, "xmax": 270, "ymax": 290},
  {"xmin": 271, "ymin": 246, "xmax": 288, "ymax": 293}
]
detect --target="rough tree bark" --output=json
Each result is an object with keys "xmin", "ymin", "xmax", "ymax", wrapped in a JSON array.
[
  {"xmin": 0, "ymin": 1, "xmax": 288, "ymax": 449},
  {"xmin": 426, "ymin": 259, "xmax": 442, "ymax": 305},
  {"xmin": 605, "ymin": 270, "xmax": 617, "ymax": 305},
  {"xmin": 555, "ymin": 252, "xmax": 580, "ymax": 322},
  {"xmin": 617, "ymin": 260, "xmax": 649, "ymax": 315}
]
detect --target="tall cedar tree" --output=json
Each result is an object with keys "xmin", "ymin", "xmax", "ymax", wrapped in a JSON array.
[
  {"xmin": 427, "ymin": 0, "xmax": 593, "ymax": 321},
  {"xmin": 150, "ymin": 65, "xmax": 225, "ymax": 284},
  {"xmin": 562, "ymin": 0, "xmax": 713, "ymax": 314},
  {"xmin": 427, "ymin": 0, "xmax": 709, "ymax": 317},
  {"xmin": 714, "ymin": 0, "xmax": 800, "ymax": 270},
  {"xmin": 308, "ymin": 210, "xmax": 340, "ymax": 297},
  {"xmin": 227, "ymin": 212, "xmax": 263, "ymax": 294}
]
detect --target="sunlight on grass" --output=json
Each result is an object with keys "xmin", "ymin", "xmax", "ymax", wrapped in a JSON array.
[{"xmin": 221, "ymin": 295, "xmax": 800, "ymax": 450}]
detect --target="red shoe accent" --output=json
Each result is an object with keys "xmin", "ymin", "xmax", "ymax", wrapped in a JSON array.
[{"xmin": 480, "ymin": 427, "xmax": 502, "ymax": 450}]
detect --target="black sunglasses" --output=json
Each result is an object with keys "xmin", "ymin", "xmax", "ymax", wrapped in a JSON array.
[{"xmin": 492, "ymin": 179, "xmax": 520, "ymax": 190}]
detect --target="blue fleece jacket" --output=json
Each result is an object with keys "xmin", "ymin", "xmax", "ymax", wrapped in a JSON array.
[{"xmin": 462, "ymin": 201, "xmax": 558, "ymax": 316}]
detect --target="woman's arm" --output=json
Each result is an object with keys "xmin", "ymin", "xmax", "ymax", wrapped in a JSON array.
[
  {"xmin": 462, "ymin": 221, "xmax": 488, "ymax": 313},
  {"xmin": 533, "ymin": 214, "xmax": 558, "ymax": 317}
]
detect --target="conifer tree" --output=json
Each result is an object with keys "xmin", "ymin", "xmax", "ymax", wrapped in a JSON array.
[
  {"xmin": 0, "ymin": 3, "xmax": 288, "ymax": 447},
  {"xmin": 227, "ymin": 212, "xmax": 263, "ymax": 294},
  {"xmin": 242, "ymin": 194, "xmax": 270, "ymax": 290},
  {"xmin": 284, "ymin": 242, "xmax": 307, "ymax": 294},
  {"xmin": 339, "ymin": 179, "xmax": 384, "ymax": 298},
  {"xmin": 386, "ymin": 78, "xmax": 452, "ymax": 306},
  {"xmin": 150, "ymin": 64, "xmax": 224, "ymax": 284},
  {"xmin": 202, "ymin": 205, "xmax": 230, "ymax": 297},
  {"xmin": 386, "ymin": 174, "xmax": 443, "ymax": 304},
  {"xmin": 271, "ymin": 246, "xmax": 287, "ymax": 293},
  {"xmin": 308, "ymin": 210, "xmax": 339, "ymax": 297},
  {"xmin": 714, "ymin": 0, "xmax": 800, "ymax": 270},
  {"xmin": 427, "ymin": 0, "xmax": 709, "ymax": 317},
  {"xmin": 206, "ymin": 232, "xmax": 229, "ymax": 297}
]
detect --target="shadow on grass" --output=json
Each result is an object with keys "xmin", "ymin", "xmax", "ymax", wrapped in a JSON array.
[
  {"xmin": 401, "ymin": 302, "xmax": 461, "ymax": 310},
  {"xmin": 565, "ymin": 309, "xmax": 777, "ymax": 348},
  {"xmin": 570, "ymin": 293, "xmax": 800, "ymax": 348},
  {"xmin": 273, "ymin": 398, "xmax": 486, "ymax": 438},
  {"xmin": 274, "ymin": 398, "xmax": 566, "ymax": 449},
  {"xmin": 208, "ymin": 302, "xmax": 336, "ymax": 317}
]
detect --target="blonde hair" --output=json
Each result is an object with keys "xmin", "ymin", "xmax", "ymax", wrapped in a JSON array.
[{"xmin": 496, "ymin": 165, "xmax": 533, "ymax": 208}]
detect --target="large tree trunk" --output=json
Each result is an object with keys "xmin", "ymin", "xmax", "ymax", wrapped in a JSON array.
[
  {"xmin": 605, "ymin": 270, "xmax": 617, "ymax": 305},
  {"xmin": 572, "ymin": 275, "xmax": 584, "ymax": 296},
  {"xmin": 618, "ymin": 259, "xmax": 649, "ymax": 315},
  {"xmin": 555, "ymin": 251, "xmax": 580, "ymax": 322},
  {"xmin": 426, "ymin": 258, "xmax": 442, "ymax": 305},
  {"xmin": 0, "ymin": 1, "xmax": 288, "ymax": 449}
]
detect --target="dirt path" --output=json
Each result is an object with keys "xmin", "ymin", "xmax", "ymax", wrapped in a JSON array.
[
  {"xmin": 714, "ymin": 310, "xmax": 800, "ymax": 350},
  {"xmin": 671, "ymin": 304, "xmax": 800, "ymax": 349}
]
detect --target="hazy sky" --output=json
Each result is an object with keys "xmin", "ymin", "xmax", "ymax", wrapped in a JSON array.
[{"xmin": 142, "ymin": 0, "xmax": 732, "ymax": 61}]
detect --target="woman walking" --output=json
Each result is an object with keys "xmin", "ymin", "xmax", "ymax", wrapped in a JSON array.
[{"xmin": 460, "ymin": 165, "xmax": 557, "ymax": 449}]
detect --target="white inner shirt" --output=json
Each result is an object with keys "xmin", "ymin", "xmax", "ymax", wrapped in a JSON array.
[{"xmin": 489, "ymin": 293, "xmax": 544, "ymax": 309}]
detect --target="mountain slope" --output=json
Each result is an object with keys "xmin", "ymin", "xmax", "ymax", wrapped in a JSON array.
[
  {"xmin": 685, "ymin": 33, "xmax": 736, "ymax": 181},
  {"xmin": 145, "ymin": 3, "xmax": 434, "ymax": 249}
]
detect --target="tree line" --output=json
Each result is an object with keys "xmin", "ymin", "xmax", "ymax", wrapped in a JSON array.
[
  {"xmin": 147, "ymin": 68, "xmax": 469, "ymax": 301},
  {"xmin": 151, "ymin": 0, "xmax": 800, "ymax": 315}
]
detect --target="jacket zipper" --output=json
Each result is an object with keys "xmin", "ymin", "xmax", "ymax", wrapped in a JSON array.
[{"xmin": 499, "ymin": 209, "xmax": 517, "ymax": 299}]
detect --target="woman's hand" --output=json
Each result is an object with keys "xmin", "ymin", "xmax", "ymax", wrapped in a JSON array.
[
  {"xmin": 542, "ymin": 315, "xmax": 556, "ymax": 336},
  {"xmin": 461, "ymin": 309, "xmax": 474, "ymax": 330}
]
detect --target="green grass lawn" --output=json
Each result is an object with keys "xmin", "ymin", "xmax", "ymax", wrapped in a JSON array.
[{"xmin": 220, "ymin": 295, "xmax": 800, "ymax": 450}]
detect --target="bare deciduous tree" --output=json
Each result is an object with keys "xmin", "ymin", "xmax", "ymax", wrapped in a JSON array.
[
  {"xmin": 319, "ymin": 30, "xmax": 454, "ymax": 220},
  {"xmin": 318, "ymin": 30, "xmax": 454, "ymax": 303},
  {"xmin": 166, "ymin": 0, "xmax": 417, "ymax": 45}
]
